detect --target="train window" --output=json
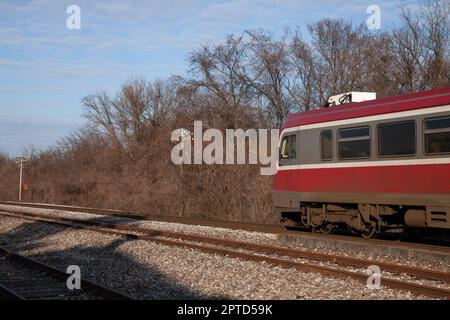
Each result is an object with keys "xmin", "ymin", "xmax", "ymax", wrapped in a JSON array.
[
  {"xmin": 378, "ymin": 121, "xmax": 416, "ymax": 156},
  {"xmin": 321, "ymin": 130, "xmax": 332, "ymax": 161},
  {"xmin": 339, "ymin": 127, "xmax": 369, "ymax": 139},
  {"xmin": 425, "ymin": 117, "xmax": 450, "ymax": 130},
  {"xmin": 279, "ymin": 134, "xmax": 297, "ymax": 164},
  {"xmin": 424, "ymin": 116, "xmax": 450, "ymax": 154},
  {"xmin": 338, "ymin": 127, "xmax": 371, "ymax": 159}
]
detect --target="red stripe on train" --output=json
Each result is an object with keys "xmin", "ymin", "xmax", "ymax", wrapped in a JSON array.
[
  {"xmin": 282, "ymin": 87, "xmax": 450, "ymax": 129},
  {"xmin": 273, "ymin": 164, "xmax": 450, "ymax": 194}
]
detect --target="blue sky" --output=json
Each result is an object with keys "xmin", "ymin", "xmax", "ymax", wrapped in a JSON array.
[{"xmin": 0, "ymin": 0, "xmax": 419, "ymax": 155}]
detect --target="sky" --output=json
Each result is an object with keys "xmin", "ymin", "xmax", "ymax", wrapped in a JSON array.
[{"xmin": 0, "ymin": 0, "xmax": 420, "ymax": 156}]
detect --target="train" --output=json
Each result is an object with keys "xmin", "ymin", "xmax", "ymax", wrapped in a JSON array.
[{"xmin": 273, "ymin": 87, "xmax": 450, "ymax": 238}]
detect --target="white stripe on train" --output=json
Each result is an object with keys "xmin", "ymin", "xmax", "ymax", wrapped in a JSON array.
[{"xmin": 277, "ymin": 157, "xmax": 450, "ymax": 171}]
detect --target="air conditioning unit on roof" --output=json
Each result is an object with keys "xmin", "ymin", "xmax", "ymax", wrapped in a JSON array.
[{"xmin": 327, "ymin": 92, "xmax": 376, "ymax": 106}]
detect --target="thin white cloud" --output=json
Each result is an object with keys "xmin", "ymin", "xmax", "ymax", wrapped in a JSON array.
[{"xmin": 0, "ymin": 0, "xmax": 422, "ymax": 154}]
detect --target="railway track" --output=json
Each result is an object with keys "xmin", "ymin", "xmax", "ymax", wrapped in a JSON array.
[
  {"xmin": 0, "ymin": 201, "xmax": 284, "ymax": 233},
  {"xmin": 0, "ymin": 246, "xmax": 132, "ymax": 300},
  {"xmin": 0, "ymin": 208, "xmax": 449, "ymax": 299},
  {"xmin": 1, "ymin": 201, "xmax": 448, "ymax": 248}
]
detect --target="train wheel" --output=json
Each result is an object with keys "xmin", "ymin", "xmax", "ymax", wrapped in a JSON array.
[
  {"xmin": 361, "ymin": 225, "xmax": 379, "ymax": 239},
  {"xmin": 319, "ymin": 223, "xmax": 336, "ymax": 235}
]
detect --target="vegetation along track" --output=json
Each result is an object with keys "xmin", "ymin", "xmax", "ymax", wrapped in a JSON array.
[
  {"xmin": 0, "ymin": 207, "xmax": 449, "ymax": 299},
  {"xmin": 0, "ymin": 246, "xmax": 132, "ymax": 300}
]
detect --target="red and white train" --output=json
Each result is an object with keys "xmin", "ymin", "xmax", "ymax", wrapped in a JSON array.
[{"xmin": 273, "ymin": 87, "xmax": 450, "ymax": 238}]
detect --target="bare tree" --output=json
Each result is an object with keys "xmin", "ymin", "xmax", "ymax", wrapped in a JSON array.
[
  {"xmin": 189, "ymin": 34, "xmax": 253, "ymax": 128},
  {"xmin": 82, "ymin": 91, "xmax": 125, "ymax": 154},
  {"xmin": 82, "ymin": 78, "xmax": 176, "ymax": 160},
  {"xmin": 392, "ymin": 3, "xmax": 429, "ymax": 92},
  {"xmin": 421, "ymin": 0, "xmax": 450, "ymax": 88},
  {"xmin": 289, "ymin": 32, "xmax": 320, "ymax": 110},
  {"xmin": 360, "ymin": 32, "xmax": 397, "ymax": 98},
  {"xmin": 308, "ymin": 19, "xmax": 367, "ymax": 102},
  {"xmin": 245, "ymin": 29, "xmax": 291, "ymax": 126}
]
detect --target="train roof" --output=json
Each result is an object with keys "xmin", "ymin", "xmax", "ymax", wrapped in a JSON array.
[{"xmin": 282, "ymin": 86, "xmax": 450, "ymax": 130}]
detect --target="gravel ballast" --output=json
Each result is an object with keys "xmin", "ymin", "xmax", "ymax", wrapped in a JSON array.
[
  {"xmin": 0, "ymin": 209, "xmax": 442, "ymax": 300},
  {"xmin": 0, "ymin": 204, "xmax": 447, "ymax": 273}
]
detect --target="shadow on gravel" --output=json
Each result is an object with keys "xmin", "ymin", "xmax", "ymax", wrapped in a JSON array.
[
  {"xmin": 0, "ymin": 219, "xmax": 58, "ymax": 251},
  {"xmin": 0, "ymin": 216, "xmax": 228, "ymax": 300}
]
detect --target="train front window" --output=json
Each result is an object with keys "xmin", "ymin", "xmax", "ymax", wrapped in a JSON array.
[
  {"xmin": 378, "ymin": 121, "xmax": 416, "ymax": 156},
  {"xmin": 279, "ymin": 134, "xmax": 297, "ymax": 164},
  {"xmin": 338, "ymin": 127, "xmax": 371, "ymax": 159},
  {"xmin": 424, "ymin": 116, "xmax": 450, "ymax": 154}
]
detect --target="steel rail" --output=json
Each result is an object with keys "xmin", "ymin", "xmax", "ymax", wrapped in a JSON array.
[
  {"xmin": 0, "ymin": 246, "xmax": 133, "ymax": 300},
  {"xmin": 1, "ymin": 210, "xmax": 449, "ymax": 299},
  {"xmin": 2, "ymin": 209, "xmax": 449, "ymax": 283},
  {"xmin": 0, "ymin": 283, "xmax": 24, "ymax": 300},
  {"xmin": 0, "ymin": 201, "xmax": 284, "ymax": 232},
  {"xmin": 1, "ymin": 201, "xmax": 449, "ymax": 250}
]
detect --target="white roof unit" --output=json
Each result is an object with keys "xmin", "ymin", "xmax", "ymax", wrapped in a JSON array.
[{"xmin": 327, "ymin": 92, "xmax": 377, "ymax": 106}]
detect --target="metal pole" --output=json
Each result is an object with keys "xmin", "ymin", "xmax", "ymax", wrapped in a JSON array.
[
  {"xmin": 15, "ymin": 154, "xmax": 28, "ymax": 202},
  {"xmin": 18, "ymin": 162, "xmax": 23, "ymax": 202}
]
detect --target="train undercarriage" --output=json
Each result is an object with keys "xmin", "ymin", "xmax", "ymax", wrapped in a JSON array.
[{"xmin": 280, "ymin": 203, "xmax": 450, "ymax": 238}]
